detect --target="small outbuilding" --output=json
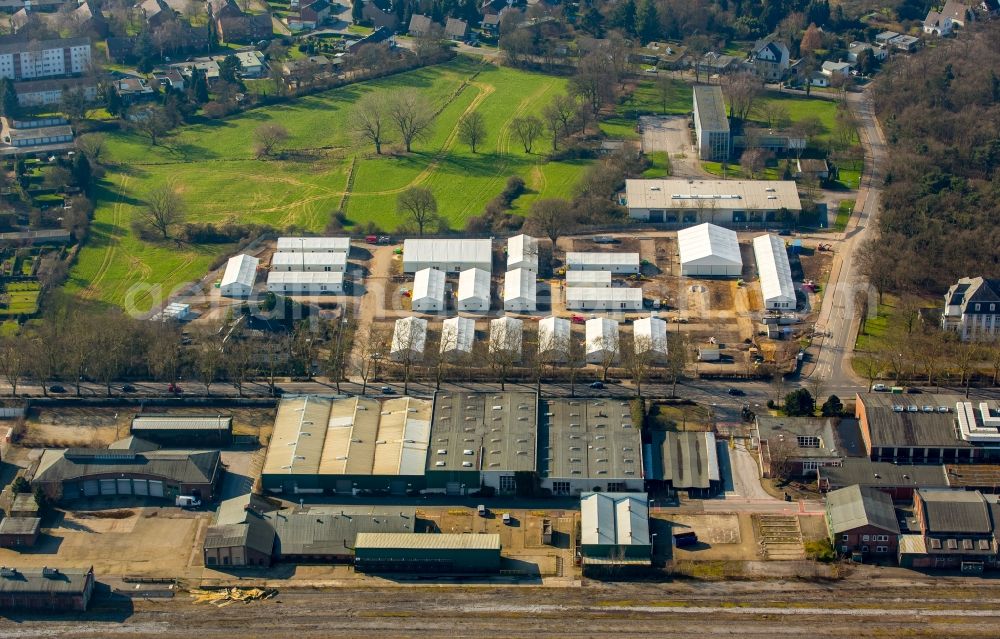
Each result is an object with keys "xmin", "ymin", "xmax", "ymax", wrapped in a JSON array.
[
  {"xmin": 677, "ymin": 223, "xmax": 742, "ymax": 277},
  {"xmin": 632, "ymin": 315, "xmax": 668, "ymax": 361},
  {"xmin": 537, "ymin": 316, "xmax": 571, "ymax": 362},
  {"xmin": 753, "ymin": 233, "xmax": 795, "ymax": 310},
  {"xmin": 411, "ymin": 268, "xmax": 447, "ymax": 312},
  {"xmin": 507, "ymin": 234, "xmax": 538, "ymax": 272},
  {"xmin": 585, "ymin": 318, "xmax": 620, "ymax": 364},
  {"xmin": 566, "ymin": 252, "xmax": 640, "ymax": 274},
  {"xmin": 130, "ymin": 414, "xmax": 233, "ymax": 447},
  {"xmin": 503, "ymin": 268, "xmax": 536, "ymax": 312},
  {"xmin": 219, "ymin": 254, "xmax": 259, "ymax": 297},
  {"xmin": 9, "ymin": 493, "xmax": 39, "ymax": 519},
  {"xmin": 354, "ymin": 533, "xmax": 502, "ymax": 573},
  {"xmin": 489, "ymin": 316, "xmax": 523, "ymax": 360},
  {"xmin": 390, "ymin": 317, "xmax": 428, "ymax": 362},
  {"xmin": 566, "ymin": 287, "xmax": 643, "ymax": 311},
  {"xmin": 0, "ymin": 517, "xmax": 41, "ymax": 547},
  {"xmin": 266, "ymin": 271, "xmax": 344, "ymax": 294},
  {"xmin": 457, "ymin": 268, "xmax": 490, "ymax": 312},
  {"xmin": 440, "ymin": 316, "xmax": 475, "ymax": 360}
]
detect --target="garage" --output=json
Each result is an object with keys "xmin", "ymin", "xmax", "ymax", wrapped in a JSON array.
[
  {"xmin": 149, "ymin": 481, "xmax": 164, "ymax": 498},
  {"xmin": 336, "ymin": 480, "xmax": 353, "ymax": 494},
  {"xmin": 133, "ymin": 480, "xmax": 149, "ymax": 496},
  {"xmin": 83, "ymin": 480, "xmax": 99, "ymax": 497},
  {"xmin": 99, "ymin": 479, "xmax": 116, "ymax": 495}
]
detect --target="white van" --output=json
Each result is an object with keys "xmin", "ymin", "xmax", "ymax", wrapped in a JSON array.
[{"xmin": 175, "ymin": 495, "xmax": 201, "ymax": 508}]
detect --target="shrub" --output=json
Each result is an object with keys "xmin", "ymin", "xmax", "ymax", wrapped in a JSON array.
[{"xmin": 805, "ymin": 538, "xmax": 837, "ymax": 562}]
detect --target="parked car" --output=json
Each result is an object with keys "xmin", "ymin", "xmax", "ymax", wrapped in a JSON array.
[
  {"xmin": 122, "ymin": 384, "xmax": 136, "ymax": 393},
  {"xmin": 589, "ymin": 381, "xmax": 604, "ymax": 389},
  {"xmin": 571, "ymin": 315, "xmax": 586, "ymax": 324},
  {"xmin": 365, "ymin": 235, "xmax": 378, "ymax": 244},
  {"xmin": 49, "ymin": 385, "xmax": 67, "ymax": 394},
  {"xmin": 377, "ymin": 235, "xmax": 392, "ymax": 244},
  {"xmin": 907, "ymin": 387, "xmax": 922, "ymax": 394},
  {"xmin": 381, "ymin": 386, "xmax": 395, "ymax": 394},
  {"xmin": 477, "ymin": 504, "xmax": 488, "ymax": 517},
  {"xmin": 727, "ymin": 387, "xmax": 745, "ymax": 396},
  {"xmin": 593, "ymin": 236, "xmax": 620, "ymax": 244},
  {"xmin": 872, "ymin": 383, "xmax": 888, "ymax": 392},
  {"xmin": 167, "ymin": 383, "xmax": 182, "ymax": 394},
  {"xmin": 778, "ymin": 229, "xmax": 792, "ymax": 236},
  {"xmin": 502, "ymin": 513, "xmax": 512, "ymax": 525}
]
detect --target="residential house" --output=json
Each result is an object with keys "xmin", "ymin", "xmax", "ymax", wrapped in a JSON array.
[
  {"xmin": 696, "ymin": 52, "xmax": 742, "ymax": 76},
  {"xmin": 72, "ymin": 1, "xmax": 109, "ymax": 38},
  {"xmin": 287, "ymin": 0, "xmax": 330, "ymax": 30},
  {"xmin": 821, "ymin": 60, "xmax": 852, "ymax": 79},
  {"xmin": 236, "ymin": 50, "xmax": 265, "ymax": 78},
  {"xmin": 408, "ymin": 13, "xmax": 434, "ymax": 36},
  {"xmin": 445, "ymin": 17, "xmax": 469, "ymax": 40},
  {"xmin": 749, "ymin": 38, "xmax": 790, "ymax": 81},
  {"xmin": 138, "ymin": 0, "xmax": 174, "ymax": 29},
  {"xmin": 346, "ymin": 26, "xmax": 393, "ymax": 53},
  {"xmin": 209, "ymin": 0, "xmax": 273, "ymax": 43},
  {"xmin": 923, "ymin": 0, "xmax": 970, "ymax": 35},
  {"xmin": 362, "ymin": 2, "xmax": 399, "ymax": 30},
  {"xmin": 826, "ymin": 484, "xmax": 900, "ymax": 557},
  {"xmin": 752, "ymin": 416, "xmax": 846, "ymax": 477},
  {"xmin": 899, "ymin": 489, "xmax": 1000, "ymax": 570},
  {"xmin": 0, "ymin": 36, "xmax": 92, "ymax": 81},
  {"xmin": 875, "ymin": 30, "xmax": 902, "ymax": 47},
  {"xmin": 888, "ymin": 34, "xmax": 921, "ymax": 51},
  {"xmin": 847, "ymin": 41, "xmax": 887, "ymax": 63},
  {"xmin": 14, "ymin": 77, "xmax": 98, "ymax": 108},
  {"xmin": 480, "ymin": 12, "xmax": 502, "ymax": 36},
  {"xmin": 153, "ymin": 68, "xmax": 186, "ymax": 92},
  {"xmin": 114, "ymin": 77, "xmax": 157, "ymax": 105},
  {"xmin": 941, "ymin": 277, "xmax": 1000, "ymax": 341},
  {"xmin": 794, "ymin": 158, "xmax": 829, "ymax": 181}
]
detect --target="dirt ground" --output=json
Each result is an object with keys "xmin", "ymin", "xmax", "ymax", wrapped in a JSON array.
[{"xmin": 660, "ymin": 513, "xmax": 760, "ymax": 561}]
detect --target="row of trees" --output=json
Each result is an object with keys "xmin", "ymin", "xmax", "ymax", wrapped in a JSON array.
[{"xmin": 348, "ymin": 89, "xmax": 436, "ymax": 154}]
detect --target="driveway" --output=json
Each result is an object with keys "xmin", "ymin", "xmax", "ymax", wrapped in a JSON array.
[
  {"xmin": 718, "ymin": 442, "xmax": 774, "ymax": 500},
  {"xmin": 639, "ymin": 115, "xmax": 708, "ymax": 179}
]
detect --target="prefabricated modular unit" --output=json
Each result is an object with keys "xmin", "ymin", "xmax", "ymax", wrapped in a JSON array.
[
  {"xmin": 677, "ymin": 223, "xmax": 742, "ymax": 277},
  {"xmin": 565, "ymin": 252, "xmax": 640, "ymax": 274},
  {"xmin": 566, "ymin": 287, "xmax": 643, "ymax": 311},
  {"xmin": 507, "ymin": 234, "xmax": 539, "ymax": 271},
  {"xmin": 566, "ymin": 271, "xmax": 612, "ymax": 288},
  {"xmin": 277, "ymin": 236, "xmax": 350, "ymax": 253},
  {"xmin": 390, "ymin": 317, "xmax": 428, "ymax": 362},
  {"xmin": 457, "ymin": 268, "xmax": 491, "ymax": 312},
  {"xmin": 220, "ymin": 254, "xmax": 259, "ymax": 298},
  {"xmin": 632, "ymin": 315, "xmax": 668, "ymax": 362},
  {"xmin": 266, "ymin": 271, "xmax": 344, "ymax": 294},
  {"xmin": 402, "ymin": 239, "xmax": 492, "ymax": 273},
  {"xmin": 752, "ymin": 233, "xmax": 796, "ymax": 310},
  {"xmin": 503, "ymin": 268, "xmax": 536, "ymax": 312},
  {"xmin": 585, "ymin": 318, "xmax": 620, "ymax": 364},
  {"xmin": 489, "ymin": 316, "xmax": 523, "ymax": 361},
  {"xmin": 537, "ymin": 316, "xmax": 571, "ymax": 363},
  {"xmin": 411, "ymin": 268, "xmax": 447, "ymax": 312},
  {"xmin": 270, "ymin": 251, "xmax": 347, "ymax": 272},
  {"xmin": 440, "ymin": 316, "xmax": 475, "ymax": 360}
]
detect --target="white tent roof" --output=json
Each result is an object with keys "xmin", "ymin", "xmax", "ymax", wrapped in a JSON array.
[
  {"xmin": 633, "ymin": 316, "xmax": 668, "ymax": 355},
  {"xmin": 507, "ymin": 234, "xmax": 538, "ymax": 270},
  {"xmin": 412, "ymin": 268, "xmax": 446, "ymax": 304},
  {"xmin": 753, "ymin": 234, "xmax": 796, "ymax": 304},
  {"xmin": 271, "ymin": 252, "xmax": 347, "ymax": 269},
  {"xmin": 585, "ymin": 318, "xmax": 619, "ymax": 354},
  {"xmin": 566, "ymin": 271, "xmax": 612, "ymax": 287},
  {"xmin": 504, "ymin": 268, "xmax": 536, "ymax": 305},
  {"xmin": 489, "ymin": 316, "xmax": 523, "ymax": 355},
  {"xmin": 677, "ymin": 223, "xmax": 742, "ymax": 267},
  {"xmin": 403, "ymin": 239, "xmax": 492, "ymax": 267},
  {"xmin": 220, "ymin": 254, "xmax": 259, "ymax": 289},
  {"xmin": 566, "ymin": 288, "xmax": 643, "ymax": 305},
  {"xmin": 391, "ymin": 317, "xmax": 427, "ymax": 356},
  {"xmin": 277, "ymin": 236, "xmax": 350, "ymax": 252},
  {"xmin": 457, "ymin": 268, "xmax": 490, "ymax": 302},
  {"xmin": 566, "ymin": 252, "xmax": 641, "ymax": 269},
  {"xmin": 441, "ymin": 316, "xmax": 475, "ymax": 354},
  {"xmin": 538, "ymin": 316, "xmax": 570, "ymax": 351},
  {"xmin": 266, "ymin": 271, "xmax": 344, "ymax": 286}
]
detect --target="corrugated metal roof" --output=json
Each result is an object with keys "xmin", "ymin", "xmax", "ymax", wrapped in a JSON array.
[
  {"xmin": 507, "ymin": 234, "xmax": 538, "ymax": 271},
  {"xmin": 355, "ymin": 532, "xmax": 501, "ymax": 550},
  {"xmin": 220, "ymin": 254, "xmax": 259, "ymax": 289},
  {"xmin": 753, "ymin": 234, "xmax": 795, "ymax": 305},
  {"xmin": 35, "ymin": 448, "xmax": 220, "ymax": 485},
  {"xmin": 0, "ymin": 566, "xmax": 92, "ymax": 595},
  {"xmin": 457, "ymin": 268, "xmax": 490, "ymax": 303},
  {"xmin": 412, "ymin": 268, "xmax": 446, "ymax": 305},
  {"xmin": 540, "ymin": 399, "xmax": 642, "ymax": 481},
  {"xmin": 441, "ymin": 317, "xmax": 475, "ymax": 355},
  {"xmin": 653, "ymin": 431, "xmax": 719, "ymax": 489},
  {"xmin": 489, "ymin": 317, "xmax": 522, "ymax": 356},
  {"xmin": 277, "ymin": 236, "xmax": 350, "ymax": 252},
  {"xmin": 427, "ymin": 391, "xmax": 537, "ymax": 473},
  {"xmin": 567, "ymin": 288, "xmax": 643, "ymax": 305},
  {"xmin": 131, "ymin": 415, "xmax": 232, "ymax": 431},
  {"xmin": 858, "ymin": 393, "xmax": 973, "ymax": 449},
  {"xmin": 503, "ymin": 268, "xmax": 536, "ymax": 306},
  {"xmin": 266, "ymin": 271, "xmax": 344, "ymax": 286},
  {"xmin": 825, "ymin": 484, "xmax": 899, "ymax": 535},
  {"xmin": 580, "ymin": 492, "xmax": 650, "ymax": 547},
  {"xmin": 271, "ymin": 252, "xmax": 347, "ymax": 270},
  {"xmin": 677, "ymin": 223, "xmax": 742, "ymax": 267},
  {"xmin": 273, "ymin": 506, "xmax": 417, "ymax": 556},
  {"xmin": 917, "ymin": 489, "xmax": 993, "ymax": 534}
]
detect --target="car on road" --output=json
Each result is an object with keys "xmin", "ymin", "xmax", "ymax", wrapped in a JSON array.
[
  {"xmin": 906, "ymin": 387, "xmax": 922, "ymax": 394},
  {"xmin": 381, "ymin": 386, "xmax": 395, "ymax": 394},
  {"xmin": 122, "ymin": 384, "xmax": 136, "ymax": 393},
  {"xmin": 49, "ymin": 385, "xmax": 67, "ymax": 394},
  {"xmin": 589, "ymin": 381, "xmax": 604, "ymax": 389},
  {"xmin": 593, "ymin": 236, "xmax": 620, "ymax": 244},
  {"xmin": 872, "ymin": 383, "xmax": 888, "ymax": 392},
  {"xmin": 727, "ymin": 387, "xmax": 745, "ymax": 396}
]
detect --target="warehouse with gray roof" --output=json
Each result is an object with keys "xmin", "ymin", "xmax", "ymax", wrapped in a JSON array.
[
  {"xmin": 0, "ymin": 566, "xmax": 95, "ymax": 611},
  {"xmin": 646, "ymin": 430, "xmax": 721, "ymax": 497},
  {"xmin": 354, "ymin": 533, "xmax": 502, "ymax": 573},
  {"xmin": 580, "ymin": 492, "xmax": 651, "ymax": 565},
  {"xmin": 130, "ymin": 414, "xmax": 233, "ymax": 447},
  {"xmin": 693, "ymin": 85, "xmax": 730, "ymax": 161}
]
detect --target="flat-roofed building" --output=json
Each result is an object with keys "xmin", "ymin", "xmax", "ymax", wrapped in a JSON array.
[
  {"xmin": 566, "ymin": 252, "xmax": 640, "ymax": 273},
  {"xmin": 539, "ymin": 398, "xmax": 644, "ymax": 495},
  {"xmin": 403, "ymin": 239, "xmax": 492, "ymax": 273},
  {"xmin": 566, "ymin": 271, "xmax": 612, "ymax": 288},
  {"xmin": 130, "ymin": 414, "xmax": 233, "ymax": 447},
  {"xmin": 489, "ymin": 316, "xmax": 523, "ymax": 361},
  {"xmin": 585, "ymin": 318, "xmax": 620, "ymax": 365},
  {"xmin": 271, "ymin": 251, "xmax": 347, "ymax": 272},
  {"xmin": 855, "ymin": 393, "xmax": 986, "ymax": 463},
  {"xmin": 457, "ymin": 268, "xmax": 490, "ymax": 312},
  {"xmin": 0, "ymin": 566, "xmax": 95, "ymax": 611},
  {"xmin": 580, "ymin": 492, "xmax": 651, "ymax": 565},
  {"xmin": 753, "ymin": 233, "xmax": 795, "ymax": 310},
  {"xmin": 260, "ymin": 395, "xmax": 433, "ymax": 494},
  {"xmin": 391, "ymin": 317, "xmax": 428, "ymax": 362},
  {"xmin": 753, "ymin": 416, "xmax": 844, "ymax": 477},
  {"xmin": 646, "ymin": 430, "xmax": 720, "ymax": 497},
  {"xmin": 426, "ymin": 391, "xmax": 537, "ymax": 495},
  {"xmin": 503, "ymin": 268, "xmax": 536, "ymax": 312},
  {"xmin": 507, "ymin": 234, "xmax": 538, "ymax": 271},
  {"xmin": 626, "ymin": 179, "xmax": 801, "ymax": 225},
  {"xmin": 677, "ymin": 223, "xmax": 742, "ymax": 277},
  {"xmin": 632, "ymin": 316, "xmax": 668, "ymax": 362},
  {"xmin": 354, "ymin": 533, "xmax": 502, "ymax": 573},
  {"xmin": 277, "ymin": 236, "xmax": 350, "ymax": 253},
  {"xmin": 693, "ymin": 85, "xmax": 730, "ymax": 161},
  {"xmin": 411, "ymin": 268, "xmax": 447, "ymax": 312},
  {"xmin": 567, "ymin": 287, "xmax": 643, "ymax": 312},
  {"xmin": 266, "ymin": 271, "xmax": 344, "ymax": 295},
  {"xmin": 220, "ymin": 253, "xmax": 259, "ymax": 297},
  {"xmin": 440, "ymin": 316, "xmax": 475, "ymax": 360},
  {"xmin": 538, "ymin": 316, "xmax": 571, "ymax": 363},
  {"xmin": 817, "ymin": 459, "xmax": 949, "ymax": 500}
]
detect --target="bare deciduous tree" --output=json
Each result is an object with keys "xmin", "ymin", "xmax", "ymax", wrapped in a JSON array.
[
  {"xmin": 0, "ymin": 335, "xmax": 27, "ymax": 396},
  {"xmin": 526, "ymin": 198, "xmax": 575, "ymax": 245},
  {"xmin": 142, "ymin": 182, "xmax": 186, "ymax": 240},
  {"xmin": 253, "ymin": 122, "xmax": 290, "ymax": 158},
  {"xmin": 390, "ymin": 319, "xmax": 425, "ymax": 395},
  {"xmin": 511, "ymin": 115, "xmax": 543, "ymax": 153},
  {"xmin": 397, "ymin": 187, "xmax": 440, "ymax": 236},
  {"xmin": 348, "ymin": 91, "xmax": 392, "ymax": 154},
  {"xmin": 457, "ymin": 111, "xmax": 487, "ymax": 154},
  {"xmin": 723, "ymin": 72, "xmax": 762, "ymax": 122},
  {"xmin": 664, "ymin": 331, "xmax": 689, "ymax": 397},
  {"xmin": 355, "ymin": 323, "xmax": 391, "ymax": 394},
  {"xmin": 389, "ymin": 89, "xmax": 435, "ymax": 153}
]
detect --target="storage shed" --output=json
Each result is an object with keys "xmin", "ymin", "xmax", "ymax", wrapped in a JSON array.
[
  {"xmin": 402, "ymin": 239, "xmax": 492, "ymax": 273},
  {"xmin": 503, "ymin": 268, "xmax": 536, "ymax": 312},
  {"xmin": 507, "ymin": 234, "xmax": 538, "ymax": 271},
  {"xmin": 566, "ymin": 271, "xmax": 612, "ymax": 288},
  {"xmin": 753, "ymin": 233, "xmax": 796, "ymax": 310},
  {"xmin": 538, "ymin": 316, "xmax": 571, "ymax": 362},
  {"xmin": 579, "ymin": 492, "xmax": 651, "ymax": 565},
  {"xmin": 457, "ymin": 268, "xmax": 490, "ymax": 312},
  {"xmin": 440, "ymin": 316, "xmax": 475, "ymax": 360},
  {"xmin": 277, "ymin": 236, "xmax": 350, "ymax": 253},
  {"xmin": 411, "ymin": 268, "xmax": 446, "ymax": 312},
  {"xmin": 354, "ymin": 533, "xmax": 502, "ymax": 573},
  {"xmin": 219, "ymin": 254, "xmax": 259, "ymax": 297},
  {"xmin": 677, "ymin": 223, "xmax": 742, "ymax": 277},
  {"xmin": 271, "ymin": 251, "xmax": 347, "ymax": 272},
  {"xmin": 566, "ymin": 252, "xmax": 640, "ymax": 274},
  {"xmin": 0, "ymin": 517, "xmax": 41, "ymax": 547},
  {"xmin": 0, "ymin": 566, "xmax": 95, "ymax": 611},
  {"xmin": 130, "ymin": 414, "xmax": 233, "ymax": 447},
  {"xmin": 566, "ymin": 287, "xmax": 643, "ymax": 311},
  {"xmin": 585, "ymin": 318, "xmax": 620, "ymax": 364},
  {"xmin": 266, "ymin": 271, "xmax": 344, "ymax": 295},
  {"xmin": 489, "ymin": 316, "xmax": 523, "ymax": 360},
  {"xmin": 390, "ymin": 317, "xmax": 428, "ymax": 362},
  {"xmin": 632, "ymin": 316, "xmax": 668, "ymax": 362}
]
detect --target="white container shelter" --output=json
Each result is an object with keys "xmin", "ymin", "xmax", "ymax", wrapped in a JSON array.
[
  {"xmin": 277, "ymin": 236, "xmax": 350, "ymax": 253},
  {"xmin": 457, "ymin": 268, "xmax": 491, "ymax": 312},
  {"xmin": 271, "ymin": 251, "xmax": 347, "ymax": 272},
  {"xmin": 220, "ymin": 254, "xmax": 259, "ymax": 297},
  {"xmin": 538, "ymin": 316, "xmax": 571, "ymax": 363},
  {"xmin": 411, "ymin": 268, "xmax": 447, "ymax": 312},
  {"xmin": 565, "ymin": 252, "xmax": 640, "ymax": 274},
  {"xmin": 489, "ymin": 316, "xmax": 523, "ymax": 361},
  {"xmin": 632, "ymin": 316, "xmax": 668, "ymax": 362},
  {"xmin": 507, "ymin": 234, "xmax": 539, "ymax": 271},
  {"xmin": 390, "ymin": 317, "xmax": 428, "ymax": 362},
  {"xmin": 677, "ymin": 223, "xmax": 742, "ymax": 277},
  {"xmin": 752, "ymin": 234, "xmax": 796, "ymax": 310},
  {"xmin": 403, "ymin": 239, "xmax": 492, "ymax": 273},
  {"xmin": 585, "ymin": 318, "xmax": 620, "ymax": 364},
  {"xmin": 566, "ymin": 287, "xmax": 643, "ymax": 311},
  {"xmin": 566, "ymin": 271, "xmax": 612, "ymax": 288},
  {"xmin": 440, "ymin": 316, "xmax": 475, "ymax": 360},
  {"xmin": 266, "ymin": 271, "xmax": 344, "ymax": 294},
  {"xmin": 503, "ymin": 268, "xmax": 536, "ymax": 312}
]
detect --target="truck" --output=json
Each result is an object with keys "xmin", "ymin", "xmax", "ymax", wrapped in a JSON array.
[{"xmin": 175, "ymin": 495, "xmax": 201, "ymax": 508}]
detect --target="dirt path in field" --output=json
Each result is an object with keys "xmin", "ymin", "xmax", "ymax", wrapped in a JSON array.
[{"xmin": 80, "ymin": 174, "xmax": 129, "ymax": 300}]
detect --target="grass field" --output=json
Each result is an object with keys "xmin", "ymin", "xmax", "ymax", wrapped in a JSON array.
[
  {"xmin": 67, "ymin": 56, "xmax": 589, "ymax": 309},
  {"xmin": 751, "ymin": 92, "xmax": 840, "ymax": 145},
  {"xmin": 834, "ymin": 199, "xmax": 854, "ymax": 232},
  {"xmin": 0, "ymin": 282, "xmax": 41, "ymax": 316},
  {"xmin": 600, "ymin": 78, "xmax": 692, "ymax": 140},
  {"xmin": 701, "ymin": 160, "xmax": 781, "ymax": 180}
]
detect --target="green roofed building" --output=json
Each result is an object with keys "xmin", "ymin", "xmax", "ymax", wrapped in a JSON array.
[{"xmin": 354, "ymin": 533, "xmax": 502, "ymax": 573}]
